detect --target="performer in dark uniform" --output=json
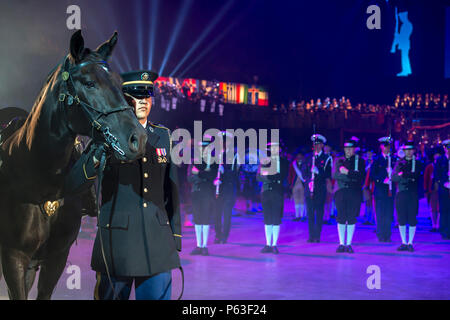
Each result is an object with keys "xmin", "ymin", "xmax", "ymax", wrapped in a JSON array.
[
  {"xmin": 333, "ymin": 138, "xmax": 365, "ymax": 253},
  {"xmin": 214, "ymin": 131, "xmax": 240, "ymax": 244},
  {"xmin": 434, "ymin": 139, "xmax": 450, "ymax": 239},
  {"xmin": 257, "ymin": 142, "xmax": 289, "ymax": 254},
  {"xmin": 392, "ymin": 141, "xmax": 424, "ymax": 252},
  {"xmin": 187, "ymin": 139, "xmax": 216, "ymax": 255},
  {"xmin": 66, "ymin": 70, "xmax": 182, "ymax": 300},
  {"xmin": 370, "ymin": 136, "xmax": 397, "ymax": 242},
  {"xmin": 306, "ymin": 134, "xmax": 333, "ymax": 242}
]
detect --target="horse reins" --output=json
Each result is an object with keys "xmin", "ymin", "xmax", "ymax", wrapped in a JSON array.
[{"xmin": 59, "ymin": 55, "xmax": 132, "ymax": 156}]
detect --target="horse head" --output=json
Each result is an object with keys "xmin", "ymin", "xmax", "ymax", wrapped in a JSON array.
[{"xmin": 57, "ymin": 30, "xmax": 147, "ymax": 161}]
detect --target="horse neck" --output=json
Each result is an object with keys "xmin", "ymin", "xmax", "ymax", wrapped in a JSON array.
[{"xmin": 22, "ymin": 79, "xmax": 75, "ymax": 173}]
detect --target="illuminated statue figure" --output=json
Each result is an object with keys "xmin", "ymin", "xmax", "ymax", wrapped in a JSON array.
[{"xmin": 391, "ymin": 9, "xmax": 413, "ymax": 77}]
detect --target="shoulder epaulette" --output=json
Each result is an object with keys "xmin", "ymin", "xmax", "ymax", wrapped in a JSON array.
[{"xmin": 149, "ymin": 122, "xmax": 169, "ymax": 130}]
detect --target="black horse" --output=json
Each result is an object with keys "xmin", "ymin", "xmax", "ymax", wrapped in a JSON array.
[{"xmin": 0, "ymin": 30, "xmax": 147, "ymax": 299}]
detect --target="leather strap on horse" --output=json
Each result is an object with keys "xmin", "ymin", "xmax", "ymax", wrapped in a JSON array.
[
  {"xmin": 59, "ymin": 55, "xmax": 132, "ymax": 156},
  {"xmin": 95, "ymin": 151, "xmax": 119, "ymax": 299}
]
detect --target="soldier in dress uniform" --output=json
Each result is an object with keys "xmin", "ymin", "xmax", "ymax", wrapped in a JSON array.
[
  {"xmin": 306, "ymin": 134, "xmax": 333, "ymax": 243},
  {"xmin": 187, "ymin": 139, "xmax": 217, "ymax": 256},
  {"xmin": 392, "ymin": 141, "xmax": 424, "ymax": 252},
  {"xmin": 333, "ymin": 138, "xmax": 365, "ymax": 253},
  {"xmin": 434, "ymin": 139, "xmax": 450, "ymax": 239},
  {"xmin": 213, "ymin": 131, "xmax": 240, "ymax": 244},
  {"xmin": 71, "ymin": 70, "xmax": 182, "ymax": 300},
  {"xmin": 370, "ymin": 136, "xmax": 397, "ymax": 242},
  {"xmin": 257, "ymin": 142, "xmax": 289, "ymax": 254}
]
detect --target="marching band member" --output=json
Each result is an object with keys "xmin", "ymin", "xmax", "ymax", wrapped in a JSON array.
[
  {"xmin": 392, "ymin": 141, "xmax": 424, "ymax": 251},
  {"xmin": 424, "ymin": 148, "xmax": 442, "ymax": 232},
  {"xmin": 213, "ymin": 131, "xmax": 240, "ymax": 244},
  {"xmin": 370, "ymin": 137, "xmax": 397, "ymax": 242},
  {"xmin": 188, "ymin": 140, "xmax": 217, "ymax": 256},
  {"xmin": 434, "ymin": 139, "xmax": 450, "ymax": 239},
  {"xmin": 306, "ymin": 134, "xmax": 333, "ymax": 242},
  {"xmin": 257, "ymin": 142, "xmax": 289, "ymax": 254},
  {"xmin": 333, "ymin": 138, "xmax": 365, "ymax": 253}
]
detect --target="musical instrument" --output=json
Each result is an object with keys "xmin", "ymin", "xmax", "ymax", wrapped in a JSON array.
[
  {"xmin": 215, "ymin": 153, "xmax": 223, "ymax": 198},
  {"xmin": 309, "ymin": 151, "xmax": 316, "ymax": 194},
  {"xmin": 388, "ymin": 154, "xmax": 392, "ymax": 197}
]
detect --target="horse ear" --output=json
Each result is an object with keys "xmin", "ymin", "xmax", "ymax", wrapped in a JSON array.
[
  {"xmin": 95, "ymin": 31, "xmax": 118, "ymax": 60},
  {"xmin": 70, "ymin": 30, "xmax": 85, "ymax": 63}
]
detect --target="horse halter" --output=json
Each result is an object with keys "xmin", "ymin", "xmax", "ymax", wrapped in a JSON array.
[{"xmin": 58, "ymin": 55, "xmax": 133, "ymax": 156}]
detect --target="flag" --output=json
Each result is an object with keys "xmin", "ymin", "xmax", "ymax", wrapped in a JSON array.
[
  {"xmin": 226, "ymin": 83, "xmax": 237, "ymax": 103},
  {"xmin": 182, "ymin": 78, "xmax": 198, "ymax": 96},
  {"xmin": 247, "ymin": 85, "xmax": 259, "ymax": 105},
  {"xmin": 219, "ymin": 82, "xmax": 228, "ymax": 101},
  {"xmin": 257, "ymin": 87, "xmax": 269, "ymax": 106},
  {"xmin": 236, "ymin": 84, "xmax": 248, "ymax": 104}
]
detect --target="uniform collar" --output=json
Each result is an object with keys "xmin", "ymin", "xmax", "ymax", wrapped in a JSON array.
[{"xmin": 145, "ymin": 123, "xmax": 160, "ymax": 147}]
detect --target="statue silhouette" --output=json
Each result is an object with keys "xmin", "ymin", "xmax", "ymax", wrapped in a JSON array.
[{"xmin": 391, "ymin": 9, "xmax": 413, "ymax": 77}]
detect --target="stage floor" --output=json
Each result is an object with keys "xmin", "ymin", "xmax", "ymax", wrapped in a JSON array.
[{"xmin": 1, "ymin": 198, "xmax": 449, "ymax": 300}]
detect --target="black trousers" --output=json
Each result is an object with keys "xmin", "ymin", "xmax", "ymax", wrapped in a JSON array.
[
  {"xmin": 214, "ymin": 186, "xmax": 236, "ymax": 240},
  {"xmin": 396, "ymin": 191, "xmax": 418, "ymax": 226},
  {"xmin": 438, "ymin": 188, "xmax": 450, "ymax": 238},
  {"xmin": 192, "ymin": 190, "xmax": 214, "ymax": 225},
  {"xmin": 306, "ymin": 190, "xmax": 326, "ymax": 240},
  {"xmin": 335, "ymin": 189, "xmax": 361, "ymax": 225},
  {"xmin": 375, "ymin": 196, "xmax": 394, "ymax": 240},
  {"xmin": 261, "ymin": 188, "xmax": 284, "ymax": 225}
]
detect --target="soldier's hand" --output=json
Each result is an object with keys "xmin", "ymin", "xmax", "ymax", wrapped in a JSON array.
[
  {"xmin": 191, "ymin": 166, "xmax": 199, "ymax": 174},
  {"xmin": 339, "ymin": 166, "xmax": 349, "ymax": 175},
  {"xmin": 213, "ymin": 178, "xmax": 222, "ymax": 186},
  {"xmin": 92, "ymin": 143, "xmax": 111, "ymax": 169},
  {"xmin": 311, "ymin": 166, "xmax": 319, "ymax": 175}
]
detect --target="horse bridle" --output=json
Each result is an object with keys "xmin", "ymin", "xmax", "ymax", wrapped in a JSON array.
[{"xmin": 58, "ymin": 55, "xmax": 133, "ymax": 156}]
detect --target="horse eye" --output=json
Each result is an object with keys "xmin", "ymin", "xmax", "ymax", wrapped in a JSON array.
[{"xmin": 84, "ymin": 81, "xmax": 96, "ymax": 89}]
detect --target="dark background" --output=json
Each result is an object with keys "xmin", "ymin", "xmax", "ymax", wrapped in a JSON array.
[{"xmin": 0, "ymin": 0, "xmax": 449, "ymax": 110}]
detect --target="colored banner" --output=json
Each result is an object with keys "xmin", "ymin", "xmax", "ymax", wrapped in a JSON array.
[{"xmin": 155, "ymin": 76, "xmax": 269, "ymax": 105}]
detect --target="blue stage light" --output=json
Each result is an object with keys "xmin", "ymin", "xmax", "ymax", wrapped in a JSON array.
[
  {"xmin": 178, "ymin": 17, "xmax": 241, "ymax": 78},
  {"xmin": 148, "ymin": 0, "xmax": 159, "ymax": 70},
  {"xmin": 159, "ymin": 0, "xmax": 193, "ymax": 76},
  {"xmin": 134, "ymin": 0, "xmax": 144, "ymax": 69},
  {"xmin": 169, "ymin": 0, "xmax": 235, "ymax": 77}
]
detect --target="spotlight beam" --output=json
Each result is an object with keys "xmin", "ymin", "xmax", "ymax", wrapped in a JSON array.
[
  {"xmin": 169, "ymin": 0, "xmax": 235, "ymax": 77},
  {"xmin": 159, "ymin": 0, "xmax": 193, "ymax": 76},
  {"xmin": 84, "ymin": 3, "xmax": 130, "ymax": 73},
  {"xmin": 148, "ymin": 0, "xmax": 159, "ymax": 70},
  {"xmin": 99, "ymin": 0, "xmax": 133, "ymax": 71},
  {"xmin": 135, "ymin": 0, "xmax": 144, "ymax": 69},
  {"xmin": 178, "ymin": 16, "xmax": 241, "ymax": 78}
]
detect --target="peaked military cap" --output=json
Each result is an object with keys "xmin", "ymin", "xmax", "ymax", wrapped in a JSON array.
[
  {"xmin": 311, "ymin": 134, "xmax": 326, "ymax": 144},
  {"xmin": 121, "ymin": 70, "xmax": 158, "ymax": 98},
  {"xmin": 401, "ymin": 140, "xmax": 415, "ymax": 150},
  {"xmin": 378, "ymin": 136, "xmax": 393, "ymax": 145}
]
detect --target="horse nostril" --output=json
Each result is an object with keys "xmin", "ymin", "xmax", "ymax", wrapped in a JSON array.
[{"xmin": 128, "ymin": 133, "xmax": 139, "ymax": 153}]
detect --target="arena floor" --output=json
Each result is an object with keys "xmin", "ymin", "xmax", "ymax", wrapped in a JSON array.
[{"xmin": 1, "ymin": 198, "xmax": 449, "ymax": 300}]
